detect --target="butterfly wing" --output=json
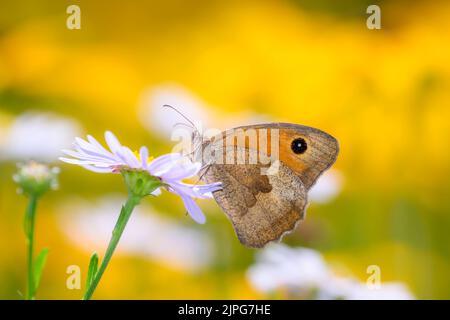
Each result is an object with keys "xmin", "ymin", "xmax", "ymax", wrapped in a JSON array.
[
  {"xmin": 275, "ymin": 123, "xmax": 339, "ymax": 189},
  {"xmin": 220, "ymin": 123, "xmax": 339, "ymax": 189},
  {"xmin": 203, "ymin": 148, "xmax": 307, "ymax": 248},
  {"xmin": 199, "ymin": 123, "xmax": 338, "ymax": 248}
]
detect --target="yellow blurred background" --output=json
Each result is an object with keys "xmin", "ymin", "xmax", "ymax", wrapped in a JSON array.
[{"xmin": 0, "ymin": 0, "xmax": 449, "ymax": 299}]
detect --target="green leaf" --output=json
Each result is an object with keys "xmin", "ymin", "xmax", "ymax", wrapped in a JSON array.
[
  {"xmin": 85, "ymin": 252, "xmax": 99, "ymax": 293},
  {"xmin": 33, "ymin": 248, "xmax": 49, "ymax": 294}
]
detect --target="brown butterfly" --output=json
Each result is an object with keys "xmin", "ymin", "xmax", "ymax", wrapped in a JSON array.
[
  {"xmin": 194, "ymin": 123, "xmax": 339, "ymax": 248},
  {"xmin": 164, "ymin": 106, "xmax": 339, "ymax": 248}
]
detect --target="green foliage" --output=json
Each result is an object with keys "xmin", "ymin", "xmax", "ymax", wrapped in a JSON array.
[
  {"xmin": 85, "ymin": 252, "xmax": 99, "ymax": 294},
  {"xmin": 33, "ymin": 248, "xmax": 49, "ymax": 296}
]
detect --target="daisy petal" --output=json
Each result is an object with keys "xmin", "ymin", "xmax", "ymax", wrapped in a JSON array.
[
  {"xmin": 180, "ymin": 195, "xmax": 206, "ymax": 224},
  {"xmin": 62, "ymin": 149, "xmax": 116, "ymax": 164},
  {"xmin": 161, "ymin": 161, "xmax": 201, "ymax": 181},
  {"xmin": 74, "ymin": 137, "xmax": 110, "ymax": 158},
  {"xmin": 140, "ymin": 146, "xmax": 149, "ymax": 169},
  {"xmin": 59, "ymin": 157, "xmax": 117, "ymax": 167},
  {"xmin": 150, "ymin": 187, "xmax": 162, "ymax": 196},
  {"xmin": 75, "ymin": 144, "xmax": 116, "ymax": 162},
  {"xmin": 147, "ymin": 153, "xmax": 182, "ymax": 175},
  {"xmin": 87, "ymin": 134, "xmax": 114, "ymax": 156},
  {"xmin": 81, "ymin": 164, "xmax": 113, "ymax": 173},
  {"xmin": 59, "ymin": 157, "xmax": 91, "ymax": 165},
  {"xmin": 169, "ymin": 182, "xmax": 221, "ymax": 199},
  {"xmin": 121, "ymin": 146, "xmax": 141, "ymax": 168},
  {"xmin": 193, "ymin": 182, "xmax": 222, "ymax": 198},
  {"xmin": 105, "ymin": 131, "xmax": 123, "ymax": 154}
]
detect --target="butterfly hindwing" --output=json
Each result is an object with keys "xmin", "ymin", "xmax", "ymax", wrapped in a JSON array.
[{"xmin": 203, "ymin": 147, "xmax": 307, "ymax": 248}]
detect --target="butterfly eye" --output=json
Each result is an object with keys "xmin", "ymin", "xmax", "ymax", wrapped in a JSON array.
[{"xmin": 291, "ymin": 138, "xmax": 307, "ymax": 154}]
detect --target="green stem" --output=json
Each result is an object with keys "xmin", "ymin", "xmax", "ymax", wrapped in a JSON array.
[
  {"xmin": 83, "ymin": 194, "xmax": 141, "ymax": 300},
  {"xmin": 24, "ymin": 195, "xmax": 38, "ymax": 300}
]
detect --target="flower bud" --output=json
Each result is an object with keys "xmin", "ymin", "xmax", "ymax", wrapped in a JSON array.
[{"xmin": 13, "ymin": 161, "xmax": 60, "ymax": 197}]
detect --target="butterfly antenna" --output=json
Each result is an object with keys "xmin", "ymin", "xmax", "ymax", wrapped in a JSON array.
[
  {"xmin": 173, "ymin": 122, "xmax": 194, "ymax": 130},
  {"xmin": 163, "ymin": 104, "xmax": 199, "ymax": 133}
]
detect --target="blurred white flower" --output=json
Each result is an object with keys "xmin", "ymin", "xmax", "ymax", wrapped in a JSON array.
[
  {"xmin": 57, "ymin": 195, "xmax": 213, "ymax": 272},
  {"xmin": 139, "ymin": 83, "xmax": 275, "ymax": 140},
  {"xmin": 139, "ymin": 84, "xmax": 213, "ymax": 138},
  {"xmin": 308, "ymin": 169, "xmax": 343, "ymax": 204},
  {"xmin": 319, "ymin": 277, "xmax": 415, "ymax": 300},
  {"xmin": 0, "ymin": 112, "xmax": 81, "ymax": 162},
  {"xmin": 247, "ymin": 244, "xmax": 330, "ymax": 294},
  {"xmin": 247, "ymin": 244, "xmax": 414, "ymax": 300}
]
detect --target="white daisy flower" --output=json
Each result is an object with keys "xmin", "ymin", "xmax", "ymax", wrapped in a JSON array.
[
  {"xmin": 247, "ymin": 244, "xmax": 415, "ymax": 300},
  {"xmin": 59, "ymin": 131, "xmax": 221, "ymax": 223}
]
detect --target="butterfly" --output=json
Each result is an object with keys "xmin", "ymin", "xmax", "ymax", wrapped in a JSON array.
[{"xmin": 164, "ymin": 106, "xmax": 339, "ymax": 248}]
